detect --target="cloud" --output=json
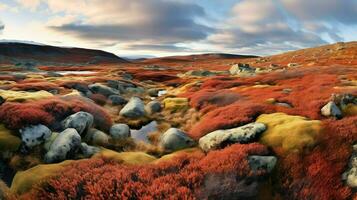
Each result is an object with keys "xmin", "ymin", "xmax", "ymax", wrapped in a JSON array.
[
  {"xmin": 16, "ymin": 0, "xmax": 42, "ymax": 11},
  {"xmin": 124, "ymin": 44, "xmax": 189, "ymax": 52},
  {"xmin": 45, "ymin": 0, "xmax": 212, "ymax": 48}
]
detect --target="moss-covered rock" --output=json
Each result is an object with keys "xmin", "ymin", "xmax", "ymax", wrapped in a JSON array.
[
  {"xmin": 94, "ymin": 149, "xmax": 157, "ymax": 165},
  {"xmin": 163, "ymin": 97, "xmax": 189, "ymax": 112},
  {"xmin": 256, "ymin": 113, "xmax": 322, "ymax": 153},
  {"xmin": 0, "ymin": 124, "xmax": 21, "ymax": 152},
  {"xmin": 0, "ymin": 89, "xmax": 53, "ymax": 102},
  {"xmin": 10, "ymin": 160, "xmax": 75, "ymax": 194}
]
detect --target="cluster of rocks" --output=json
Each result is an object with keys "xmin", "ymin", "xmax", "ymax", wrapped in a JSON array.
[
  {"xmin": 321, "ymin": 93, "xmax": 356, "ymax": 119},
  {"xmin": 229, "ymin": 63, "xmax": 256, "ymax": 76},
  {"xmin": 342, "ymin": 144, "xmax": 357, "ymax": 188}
]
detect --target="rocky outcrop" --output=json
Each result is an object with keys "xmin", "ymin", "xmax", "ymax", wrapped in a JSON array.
[
  {"xmin": 62, "ymin": 111, "xmax": 94, "ymax": 135},
  {"xmin": 198, "ymin": 122, "xmax": 266, "ymax": 152},
  {"xmin": 44, "ymin": 128, "xmax": 81, "ymax": 163},
  {"xmin": 229, "ymin": 63, "xmax": 255, "ymax": 75},
  {"xmin": 321, "ymin": 101, "xmax": 342, "ymax": 119},
  {"xmin": 110, "ymin": 124, "xmax": 130, "ymax": 140},
  {"xmin": 159, "ymin": 128, "xmax": 195, "ymax": 152},
  {"xmin": 19, "ymin": 124, "xmax": 52, "ymax": 149},
  {"xmin": 88, "ymin": 83, "xmax": 120, "ymax": 97},
  {"xmin": 119, "ymin": 97, "xmax": 146, "ymax": 118}
]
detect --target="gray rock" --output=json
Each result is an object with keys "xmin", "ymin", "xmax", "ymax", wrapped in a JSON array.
[
  {"xmin": 248, "ymin": 155, "xmax": 277, "ymax": 173},
  {"xmin": 275, "ymin": 102, "xmax": 293, "ymax": 108},
  {"xmin": 321, "ymin": 101, "xmax": 342, "ymax": 119},
  {"xmin": 119, "ymin": 97, "xmax": 146, "ymax": 118},
  {"xmin": 229, "ymin": 63, "xmax": 255, "ymax": 75},
  {"xmin": 80, "ymin": 143, "xmax": 100, "ymax": 158},
  {"xmin": 184, "ymin": 70, "xmax": 216, "ymax": 77},
  {"xmin": 159, "ymin": 128, "xmax": 195, "ymax": 151},
  {"xmin": 108, "ymin": 95, "xmax": 127, "ymax": 105},
  {"xmin": 19, "ymin": 124, "xmax": 52, "ymax": 149},
  {"xmin": 44, "ymin": 128, "xmax": 81, "ymax": 163},
  {"xmin": 342, "ymin": 145, "xmax": 357, "ymax": 188},
  {"xmin": 199, "ymin": 122, "xmax": 266, "ymax": 152},
  {"xmin": 88, "ymin": 83, "xmax": 120, "ymax": 97},
  {"xmin": 282, "ymin": 88, "xmax": 292, "ymax": 94},
  {"xmin": 85, "ymin": 128, "xmax": 110, "ymax": 145},
  {"xmin": 62, "ymin": 111, "xmax": 94, "ymax": 135},
  {"xmin": 44, "ymin": 132, "xmax": 59, "ymax": 152},
  {"xmin": 126, "ymin": 87, "xmax": 145, "ymax": 94},
  {"xmin": 147, "ymin": 88, "xmax": 163, "ymax": 97},
  {"xmin": 145, "ymin": 101, "xmax": 162, "ymax": 114},
  {"xmin": 110, "ymin": 124, "xmax": 130, "ymax": 140},
  {"xmin": 107, "ymin": 80, "xmax": 136, "ymax": 92}
]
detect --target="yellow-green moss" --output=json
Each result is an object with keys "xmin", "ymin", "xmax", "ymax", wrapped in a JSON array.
[
  {"xmin": 256, "ymin": 113, "xmax": 322, "ymax": 153},
  {"xmin": 94, "ymin": 149, "xmax": 157, "ymax": 165},
  {"xmin": 163, "ymin": 97, "xmax": 189, "ymax": 112},
  {"xmin": 0, "ymin": 89, "xmax": 53, "ymax": 102},
  {"xmin": 10, "ymin": 160, "xmax": 75, "ymax": 194},
  {"xmin": 0, "ymin": 124, "xmax": 21, "ymax": 152},
  {"xmin": 155, "ymin": 148, "xmax": 203, "ymax": 163}
]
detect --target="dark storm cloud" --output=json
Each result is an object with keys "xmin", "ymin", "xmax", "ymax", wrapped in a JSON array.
[{"xmin": 48, "ymin": 0, "xmax": 212, "ymax": 44}]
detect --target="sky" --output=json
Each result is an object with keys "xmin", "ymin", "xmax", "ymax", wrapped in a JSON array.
[{"xmin": 0, "ymin": 0, "xmax": 356, "ymax": 57}]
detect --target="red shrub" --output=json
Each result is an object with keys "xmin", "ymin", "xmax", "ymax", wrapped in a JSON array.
[
  {"xmin": 22, "ymin": 143, "xmax": 269, "ymax": 200},
  {"xmin": 88, "ymin": 94, "xmax": 107, "ymax": 105},
  {"xmin": 10, "ymin": 82, "xmax": 61, "ymax": 91},
  {"xmin": 188, "ymin": 102, "xmax": 275, "ymax": 139},
  {"xmin": 0, "ymin": 96, "xmax": 112, "ymax": 131}
]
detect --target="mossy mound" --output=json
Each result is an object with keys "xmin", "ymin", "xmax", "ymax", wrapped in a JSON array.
[
  {"xmin": 0, "ymin": 124, "xmax": 21, "ymax": 152},
  {"xmin": 163, "ymin": 97, "xmax": 189, "ymax": 112},
  {"xmin": 0, "ymin": 89, "xmax": 53, "ymax": 102},
  {"xmin": 155, "ymin": 148, "xmax": 204, "ymax": 163},
  {"xmin": 94, "ymin": 149, "xmax": 157, "ymax": 165},
  {"xmin": 342, "ymin": 104, "xmax": 357, "ymax": 116},
  {"xmin": 10, "ymin": 160, "xmax": 75, "ymax": 194},
  {"xmin": 256, "ymin": 113, "xmax": 322, "ymax": 153}
]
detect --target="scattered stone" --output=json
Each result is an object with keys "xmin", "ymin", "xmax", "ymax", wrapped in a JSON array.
[
  {"xmin": 119, "ymin": 97, "xmax": 146, "ymax": 118},
  {"xmin": 107, "ymin": 80, "xmax": 136, "ymax": 92},
  {"xmin": 229, "ymin": 63, "xmax": 255, "ymax": 75},
  {"xmin": 184, "ymin": 70, "xmax": 216, "ymax": 77},
  {"xmin": 287, "ymin": 63, "xmax": 299, "ymax": 68},
  {"xmin": 126, "ymin": 87, "xmax": 145, "ymax": 94},
  {"xmin": 44, "ymin": 128, "xmax": 81, "ymax": 163},
  {"xmin": 88, "ymin": 83, "xmax": 120, "ymax": 97},
  {"xmin": 159, "ymin": 128, "xmax": 195, "ymax": 151},
  {"xmin": 248, "ymin": 155, "xmax": 277, "ymax": 173},
  {"xmin": 85, "ymin": 128, "xmax": 110, "ymax": 145},
  {"xmin": 122, "ymin": 73, "xmax": 133, "ymax": 80},
  {"xmin": 145, "ymin": 100, "xmax": 162, "ymax": 114},
  {"xmin": 19, "ymin": 124, "xmax": 52, "ymax": 149},
  {"xmin": 275, "ymin": 102, "xmax": 293, "ymax": 108},
  {"xmin": 62, "ymin": 111, "xmax": 94, "ymax": 135},
  {"xmin": 321, "ymin": 101, "xmax": 342, "ymax": 119},
  {"xmin": 147, "ymin": 88, "xmax": 164, "ymax": 97},
  {"xmin": 331, "ymin": 93, "xmax": 356, "ymax": 108},
  {"xmin": 342, "ymin": 144, "xmax": 357, "ymax": 188},
  {"xmin": 199, "ymin": 122, "xmax": 266, "ymax": 152},
  {"xmin": 282, "ymin": 88, "xmax": 292, "ymax": 94},
  {"xmin": 108, "ymin": 95, "xmax": 127, "ymax": 105},
  {"xmin": 80, "ymin": 143, "xmax": 100, "ymax": 158},
  {"xmin": 110, "ymin": 124, "xmax": 130, "ymax": 140}
]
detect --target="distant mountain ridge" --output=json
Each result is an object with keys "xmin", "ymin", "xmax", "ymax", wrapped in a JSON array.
[{"xmin": 0, "ymin": 42, "xmax": 128, "ymax": 65}]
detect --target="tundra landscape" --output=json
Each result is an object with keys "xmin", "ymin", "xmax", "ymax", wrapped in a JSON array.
[{"xmin": 0, "ymin": 0, "xmax": 357, "ymax": 200}]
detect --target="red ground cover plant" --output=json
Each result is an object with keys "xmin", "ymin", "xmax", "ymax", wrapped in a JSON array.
[
  {"xmin": 0, "ymin": 96, "xmax": 112, "ymax": 131},
  {"xmin": 188, "ymin": 102, "xmax": 276, "ymax": 139},
  {"xmin": 21, "ymin": 143, "xmax": 270, "ymax": 200},
  {"xmin": 276, "ymin": 116, "xmax": 357, "ymax": 200},
  {"xmin": 88, "ymin": 93, "xmax": 107, "ymax": 105},
  {"xmin": 9, "ymin": 82, "xmax": 61, "ymax": 91}
]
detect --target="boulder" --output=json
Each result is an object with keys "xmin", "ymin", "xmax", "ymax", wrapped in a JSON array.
[
  {"xmin": 19, "ymin": 124, "xmax": 52, "ymax": 149},
  {"xmin": 159, "ymin": 128, "xmax": 195, "ymax": 151},
  {"xmin": 80, "ymin": 143, "xmax": 100, "ymax": 158},
  {"xmin": 108, "ymin": 95, "xmax": 127, "ymax": 105},
  {"xmin": 43, "ymin": 132, "xmax": 59, "ymax": 152},
  {"xmin": 126, "ymin": 87, "xmax": 145, "ymax": 94},
  {"xmin": 248, "ymin": 155, "xmax": 277, "ymax": 173},
  {"xmin": 145, "ymin": 100, "xmax": 162, "ymax": 114},
  {"xmin": 198, "ymin": 122, "xmax": 266, "ymax": 152},
  {"xmin": 88, "ymin": 83, "xmax": 120, "ymax": 97},
  {"xmin": 229, "ymin": 63, "xmax": 255, "ymax": 75},
  {"xmin": 163, "ymin": 97, "xmax": 189, "ymax": 112},
  {"xmin": 110, "ymin": 124, "xmax": 130, "ymax": 140},
  {"xmin": 342, "ymin": 145, "xmax": 357, "ymax": 188},
  {"xmin": 321, "ymin": 101, "xmax": 342, "ymax": 119},
  {"xmin": 62, "ymin": 111, "xmax": 94, "ymax": 135},
  {"xmin": 85, "ymin": 128, "xmax": 110, "ymax": 145},
  {"xmin": 44, "ymin": 128, "xmax": 81, "ymax": 163},
  {"xmin": 119, "ymin": 97, "xmax": 146, "ymax": 118}
]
